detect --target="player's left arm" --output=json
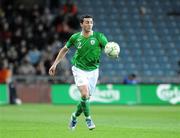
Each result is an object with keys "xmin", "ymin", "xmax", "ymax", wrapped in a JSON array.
[{"xmin": 99, "ymin": 33, "xmax": 108, "ymax": 49}]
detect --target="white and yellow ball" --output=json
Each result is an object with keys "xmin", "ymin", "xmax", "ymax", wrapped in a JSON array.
[{"xmin": 104, "ymin": 42, "xmax": 120, "ymax": 58}]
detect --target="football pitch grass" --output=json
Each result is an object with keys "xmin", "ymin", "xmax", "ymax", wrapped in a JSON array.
[{"xmin": 0, "ymin": 104, "xmax": 180, "ymax": 138}]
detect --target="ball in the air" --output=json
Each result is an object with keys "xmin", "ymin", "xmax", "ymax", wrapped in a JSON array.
[{"xmin": 104, "ymin": 42, "xmax": 120, "ymax": 58}]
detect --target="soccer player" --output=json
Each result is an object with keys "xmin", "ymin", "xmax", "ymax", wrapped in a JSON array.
[{"xmin": 49, "ymin": 15, "xmax": 108, "ymax": 130}]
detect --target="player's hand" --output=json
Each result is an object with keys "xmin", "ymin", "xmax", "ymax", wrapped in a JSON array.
[{"xmin": 49, "ymin": 65, "xmax": 56, "ymax": 76}]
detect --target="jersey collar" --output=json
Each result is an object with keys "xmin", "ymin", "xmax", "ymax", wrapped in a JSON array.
[{"xmin": 80, "ymin": 31, "xmax": 94, "ymax": 37}]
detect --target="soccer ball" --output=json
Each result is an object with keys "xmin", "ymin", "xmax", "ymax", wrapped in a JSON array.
[{"xmin": 104, "ymin": 42, "xmax": 120, "ymax": 58}]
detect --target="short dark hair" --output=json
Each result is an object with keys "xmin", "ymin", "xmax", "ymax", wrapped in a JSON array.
[{"xmin": 80, "ymin": 15, "xmax": 93, "ymax": 23}]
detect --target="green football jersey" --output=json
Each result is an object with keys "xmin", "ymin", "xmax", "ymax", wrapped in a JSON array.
[{"xmin": 66, "ymin": 31, "xmax": 108, "ymax": 71}]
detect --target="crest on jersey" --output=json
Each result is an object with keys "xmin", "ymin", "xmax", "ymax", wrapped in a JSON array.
[{"xmin": 90, "ymin": 40, "xmax": 95, "ymax": 45}]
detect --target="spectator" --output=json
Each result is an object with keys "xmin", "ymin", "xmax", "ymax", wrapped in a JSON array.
[
  {"xmin": 139, "ymin": 6, "xmax": 146, "ymax": 16},
  {"xmin": 177, "ymin": 60, "xmax": 180, "ymax": 75},
  {"xmin": 44, "ymin": 57, "xmax": 52, "ymax": 75},
  {"xmin": 0, "ymin": 59, "xmax": 11, "ymax": 83},
  {"xmin": 65, "ymin": 13, "xmax": 80, "ymax": 31},
  {"xmin": 62, "ymin": 0, "xmax": 78, "ymax": 16},
  {"xmin": 0, "ymin": 21, "xmax": 12, "ymax": 41},
  {"xmin": 49, "ymin": 0, "xmax": 61, "ymax": 11},
  {"xmin": 52, "ymin": 9, "xmax": 65, "ymax": 33},
  {"xmin": 35, "ymin": 61, "xmax": 46, "ymax": 75},
  {"xmin": 18, "ymin": 56, "xmax": 36, "ymax": 75},
  {"xmin": 62, "ymin": 0, "xmax": 79, "ymax": 31},
  {"xmin": 27, "ymin": 46, "xmax": 41, "ymax": 65},
  {"xmin": 0, "ymin": 59, "xmax": 21, "ymax": 104},
  {"xmin": 123, "ymin": 74, "xmax": 138, "ymax": 84}
]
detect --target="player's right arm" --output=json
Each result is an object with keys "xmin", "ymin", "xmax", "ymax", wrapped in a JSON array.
[
  {"xmin": 49, "ymin": 46, "xmax": 69, "ymax": 76},
  {"xmin": 49, "ymin": 33, "xmax": 76, "ymax": 76}
]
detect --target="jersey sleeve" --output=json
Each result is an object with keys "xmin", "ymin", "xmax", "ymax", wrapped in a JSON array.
[
  {"xmin": 99, "ymin": 33, "xmax": 108, "ymax": 48},
  {"xmin": 65, "ymin": 34, "xmax": 75, "ymax": 48}
]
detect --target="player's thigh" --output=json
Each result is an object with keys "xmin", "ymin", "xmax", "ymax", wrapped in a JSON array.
[
  {"xmin": 88, "ymin": 69, "xmax": 99, "ymax": 95},
  {"xmin": 72, "ymin": 66, "xmax": 89, "ymax": 97},
  {"xmin": 77, "ymin": 85, "xmax": 89, "ymax": 98},
  {"xmin": 72, "ymin": 66, "xmax": 88, "ymax": 86}
]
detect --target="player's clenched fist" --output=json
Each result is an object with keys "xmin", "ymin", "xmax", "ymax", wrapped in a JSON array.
[{"xmin": 49, "ymin": 65, "xmax": 56, "ymax": 76}]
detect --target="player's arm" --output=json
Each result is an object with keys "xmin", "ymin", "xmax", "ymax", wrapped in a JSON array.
[
  {"xmin": 49, "ymin": 34, "xmax": 75, "ymax": 76},
  {"xmin": 49, "ymin": 46, "xmax": 69, "ymax": 76},
  {"xmin": 99, "ymin": 33, "xmax": 108, "ymax": 49}
]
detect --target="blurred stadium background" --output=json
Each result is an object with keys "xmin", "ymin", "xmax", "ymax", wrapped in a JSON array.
[{"xmin": 0, "ymin": 0, "xmax": 180, "ymax": 137}]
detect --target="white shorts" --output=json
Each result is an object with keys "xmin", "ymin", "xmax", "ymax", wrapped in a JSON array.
[{"xmin": 71, "ymin": 66, "xmax": 99, "ymax": 95}]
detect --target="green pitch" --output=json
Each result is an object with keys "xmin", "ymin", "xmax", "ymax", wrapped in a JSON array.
[{"xmin": 0, "ymin": 104, "xmax": 180, "ymax": 138}]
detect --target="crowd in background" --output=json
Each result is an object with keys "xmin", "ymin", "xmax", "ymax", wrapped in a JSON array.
[{"xmin": 0, "ymin": 0, "xmax": 79, "ymax": 83}]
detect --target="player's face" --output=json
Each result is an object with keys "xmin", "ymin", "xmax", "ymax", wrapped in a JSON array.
[{"xmin": 80, "ymin": 18, "xmax": 93, "ymax": 32}]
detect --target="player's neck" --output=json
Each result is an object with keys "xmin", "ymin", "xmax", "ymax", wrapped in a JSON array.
[{"xmin": 82, "ymin": 31, "xmax": 93, "ymax": 38}]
